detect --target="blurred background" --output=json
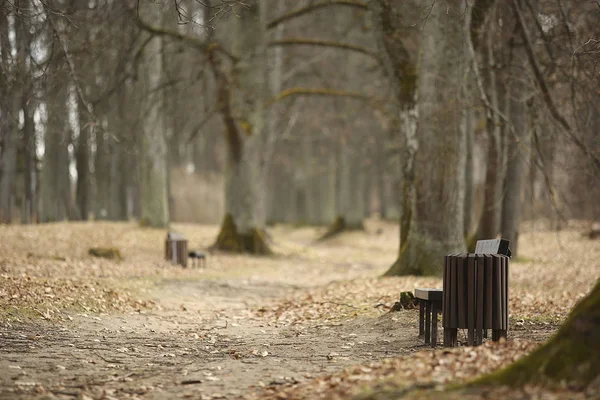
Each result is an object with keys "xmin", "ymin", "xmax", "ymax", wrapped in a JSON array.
[{"xmin": 0, "ymin": 0, "xmax": 598, "ymax": 262}]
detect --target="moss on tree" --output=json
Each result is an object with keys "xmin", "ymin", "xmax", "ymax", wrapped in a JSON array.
[
  {"xmin": 474, "ymin": 278, "xmax": 600, "ymax": 388},
  {"xmin": 384, "ymin": 232, "xmax": 450, "ymax": 276},
  {"xmin": 88, "ymin": 247, "xmax": 123, "ymax": 261},
  {"xmin": 212, "ymin": 213, "xmax": 272, "ymax": 255}
]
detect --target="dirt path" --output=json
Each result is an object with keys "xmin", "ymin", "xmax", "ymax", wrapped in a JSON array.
[
  {"xmin": 1, "ymin": 221, "xmax": 596, "ymax": 400},
  {"xmin": 1, "ymin": 264, "xmax": 423, "ymax": 400}
]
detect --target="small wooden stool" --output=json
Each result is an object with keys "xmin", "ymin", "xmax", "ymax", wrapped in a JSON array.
[
  {"xmin": 415, "ymin": 288, "xmax": 443, "ymax": 347},
  {"xmin": 188, "ymin": 250, "xmax": 206, "ymax": 268}
]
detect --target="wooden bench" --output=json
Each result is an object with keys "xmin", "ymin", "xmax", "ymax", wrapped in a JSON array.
[
  {"xmin": 415, "ymin": 288, "xmax": 443, "ymax": 347},
  {"xmin": 188, "ymin": 250, "xmax": 206, "ymax": 268}
]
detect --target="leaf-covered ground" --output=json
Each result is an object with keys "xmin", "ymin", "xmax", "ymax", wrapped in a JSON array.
[{"xmin": 0, "ymin": 220, "xmax": 598, "ymax": 399}]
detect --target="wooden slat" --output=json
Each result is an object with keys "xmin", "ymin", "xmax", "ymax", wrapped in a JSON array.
[
  {"xmin": 467, "ymin": 254, "xmax": 475, "ymax": 345},
  {"xmin": 425, "ymin": 301, "xmax": 431, "ymax": 345},
  {"xmin": 485, "ymin": 254, "xmax": 493, "ymax": 329},
  {"xmin": 505, "ymin": 256, "xmax": 509, "ymax": 330},
  {"xmin": 457, "ymin": 255, "xmax": 466, "ymax": 328},
  {"xmin": 493, "ymin": 255, "xmax": 502, "ymax": 329},
  {"xmin": 450, "ymin": 255, "xmax": 458, "ymax": 328},
  {"xmin": 476, "ymin": 254, "xmax": 484, "ymax": 345},
  {"xmin": 443, "ymin": 255, "xmax": 448, "ymax": 327}
]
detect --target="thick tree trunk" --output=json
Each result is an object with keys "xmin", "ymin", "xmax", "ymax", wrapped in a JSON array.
[
  {"xmin": 388, "ymin": 1, "xmax": 470, "ymax": 276},
  {"xmin": 369, "ymin": 0, "xmax": 419, "ymax": 264},
  {"xmin": 213, "ymin": 0, "xmax": 271, "ymax": 254},
  {"xmin": 139, "ymin": 3, "xmax": 169, "ymax": 228},
  {"xmin": 476, "ymin": 278, "xmax": 600, "ymax": 388},
  {"xmin": 477, "ymin": 30, "xmax": 503, "ymax": 240}
]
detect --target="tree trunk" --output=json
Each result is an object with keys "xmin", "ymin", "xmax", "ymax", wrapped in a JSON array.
[
  {"xmin": 0, "ymin": 99, "xmax": 18, "ymax": 224},
  {"xmin": 94, "ymin": 124, "xmax": 110, "ymax": 220},
  {"xmin": 374, "ymin": 131, "xmax": 388, "ymax": 218},
  {"xmin": 0, "ymin": 9, "xmax": 20, "ymax": 224},
  {"xmin": 477, "ymin": 28, "xmax": 503, "ymax": 240},
  {"xmin": 40, "ymin": 67, "xmax": 71, "ymax": 223},
  {"xmin": 388, "ymin": 0, "xmax": 470, "ymax": 276},
  {"xmin": 76, "ymin": 102, "xmax": 91, "ymax": 220},
  {"xmin": 463, "ymin": 96, "xmax": 474, "ymax": 236},
  {"xmin": 21, "ymin": 96, "xmax": 36, "ymax": 224},
  {"xmin": 139, "ymin": 2, "xmax": 169, "ymax": 228},
  {"xmin": 501, "ymin": 36, "xmax": 530, "ymax": 257},
  {"xmin": 212, "ymin": 0, "xmax": 271, "ymax": 254},
  {"xmin": 476, "ymin": 278, "xmax": 600, "ymax": 388},
  {"xmin": 369, "ymin": 0, "xmax": 419, "ymax": 265}
]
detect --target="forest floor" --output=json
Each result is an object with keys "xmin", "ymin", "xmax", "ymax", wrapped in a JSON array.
[{"xmin": 0, "ymin": 220, "xmax": 599, "ymax": 400}]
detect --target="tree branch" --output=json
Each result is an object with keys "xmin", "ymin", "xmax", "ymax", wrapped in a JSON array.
[
  {"xmin": 267, "ymin": 0, "xmax": 368, "ymax": 30},
  {"xmin": 270, "ymin": 87, "xmax": 370, "ymax": 104},
  {"xmin": 470, "ymin": 0, "xmax": 496, "ymax": 49},
  {"xmin": 133, "ymin": 3, "xmax": 237, "ymax": 62},
  {"xmin": 186, "ymin": 107, "xmax": 217, "ymax": 144},
  {"xmin": 512, "ymin": 0, "xmax": 600, "ymax": 172},
  {"xmin": 268, "ymin": 38, "xmax": 380, "ymax": 62}
]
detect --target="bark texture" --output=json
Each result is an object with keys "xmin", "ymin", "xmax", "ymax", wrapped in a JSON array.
[
  {"xmin": 476, "ymin": 278, "xmax": 600, "ymax": 388},
  {"xmin": 213, "ymin": 0, "xmax": 271, "ymax": 254},
  {"xmin": 139, "ymin": 2, "xmax": 169, "ymax": 228},
  {"xmin": 501, "ymin": 45, "xmax": 530, "ymax": 257},
  {"xmin": 369, "ymin": 0, "xmax": 420, "ymax": 262},
  {"xmin": 387, "ymin": 0, "xmax": 470, "ymax": 276}
]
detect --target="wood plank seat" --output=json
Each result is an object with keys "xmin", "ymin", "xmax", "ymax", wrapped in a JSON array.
[{"xmin": 415, "ymin": 288, "xmax": 443, "ymax": 347}]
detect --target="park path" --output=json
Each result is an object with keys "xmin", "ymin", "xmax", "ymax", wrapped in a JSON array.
[{"xmin": 0, "ymin": 223, "xmax": 427, "ymax": 400}]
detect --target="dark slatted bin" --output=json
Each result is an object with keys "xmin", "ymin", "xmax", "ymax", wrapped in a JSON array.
[
  {"xmin": 165, "ymin": 232, "xmax": 188, "ymax": 268},
  {"xmin": 443, "ymin": 253, "xmax": 509, "ymax": 347}
]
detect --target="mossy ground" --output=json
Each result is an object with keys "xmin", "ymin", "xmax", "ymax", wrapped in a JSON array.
[
  {"xmin": 88, "ymin": 247, "xmax": 123, "ymax": 261},
  {"xmin": 474, "ymin": 278, "xmax": 600, "ymax": 388}
]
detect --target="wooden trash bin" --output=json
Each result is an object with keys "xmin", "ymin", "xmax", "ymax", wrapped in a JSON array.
[
  {"xmin": 443, "ymin": 253, "xmax": 509, "ymax": 347},
  {"xmin": 165, "ymin": 232, "xmax": 188, "ymax": 267}
]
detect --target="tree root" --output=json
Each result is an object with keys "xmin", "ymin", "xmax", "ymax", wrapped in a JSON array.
[{"xmin": 211, "ymin": 214, "xmax": 273, "ymax": 255}]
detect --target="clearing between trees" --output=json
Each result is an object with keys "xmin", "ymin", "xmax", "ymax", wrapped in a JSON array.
[{"xmin": 0, "ymin": 220, "xmax": 598, "ymax": 399}]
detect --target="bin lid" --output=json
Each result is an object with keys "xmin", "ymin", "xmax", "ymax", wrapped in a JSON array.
[{"xmin": 474, "ymin": 238, "xmax": 511, "ymax": 257}]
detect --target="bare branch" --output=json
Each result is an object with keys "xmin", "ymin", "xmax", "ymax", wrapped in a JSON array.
[
  {"xmin": 133, "ymin": 2, "xmax": 237, "ymax": 62},
  {"xmin": 270, "ymin": 87, "xmax": 370, "ymax": 104},
  {"xmin": 268, "ymin": 38, "xmax": 380, "ymax": 63},
  {"xmin": 512, "ymin": 0, "xmax": 600, "ymax": 172},
  {"xmin": 267, "ymin": 0, "xmax": 368, "ymax": 30},
  {"xmin": 186, "ymin": 107, "xmax": 217, "ymax": 144}
]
